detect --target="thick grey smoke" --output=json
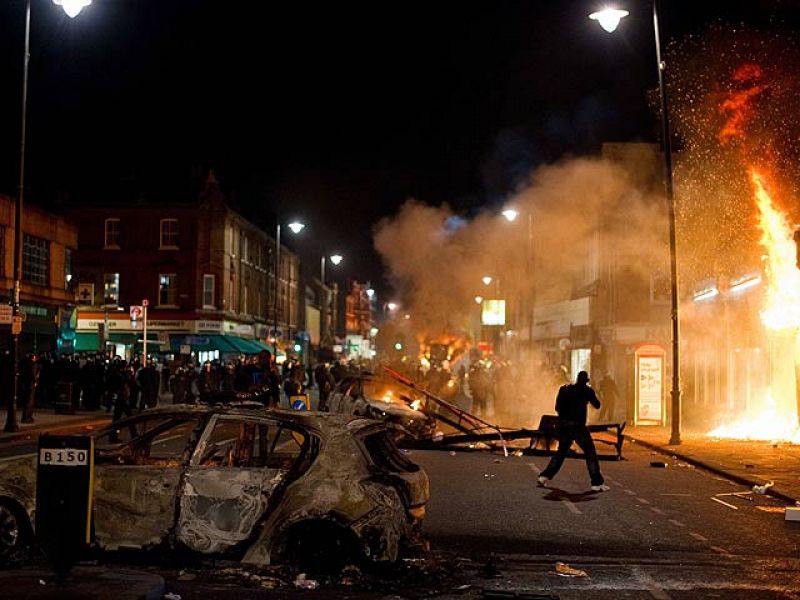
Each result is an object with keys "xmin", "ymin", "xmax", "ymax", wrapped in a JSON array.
[{"xmin": 373, "ymin": 152, "xmax": 668, "ymax": 426}]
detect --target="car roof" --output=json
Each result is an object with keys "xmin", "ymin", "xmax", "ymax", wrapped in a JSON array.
[{"xmin": 113, "ymin": 403, "xmax": 383, "ymax": 434}]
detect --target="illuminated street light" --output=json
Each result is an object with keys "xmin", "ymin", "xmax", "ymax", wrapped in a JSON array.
[
  {"xmin": 330, "ymin": 254, "xmax": 343, "ymax": 266},
  {"xmin": 502, "ymin": 209, "xmax": 519, "ymax": 222},
  {"xmin": 590, "ymin": 0, "xmax": 682, "ymax": 445},
  {"xmin": 387, "ymin": 302, "xmax": 398, "ymax": 311},
  {"xmin": 589, "ymin": 7, "xmax": 629, "ymax": 33},
  {"xmin": 320, "ymin": 253, "xmax": 343, "ymax": 284},
  {"xmin": 366, "ymin": 288, "xmax": 375, "ymax": 298},
  {"xmin": 287, "ymin": 221, "xmax": 305, "ymax": 234},
  {"xmin": 53, "ymin": 0, "xmax": 91, "ymax": 18},
  {"xmin": 7, "ymin": 0, "xmax": 89, "ymax": 433},
  {"xmin": 482, "ymin": 276, "xmax": 493, "ymax": 286},
  {"xmin": 474, "ymin": 295, "xmax": 483, "ymax": 304}
]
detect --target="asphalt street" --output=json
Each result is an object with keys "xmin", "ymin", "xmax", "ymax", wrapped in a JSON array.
[{"xmin": 2, "ymin": 424, "xmax": 800, "ymax": 598}]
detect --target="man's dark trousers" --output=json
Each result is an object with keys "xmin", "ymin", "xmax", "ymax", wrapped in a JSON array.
[{"xmin": 540, "ymin": 420, "xmax": 604, "ymax": 486}]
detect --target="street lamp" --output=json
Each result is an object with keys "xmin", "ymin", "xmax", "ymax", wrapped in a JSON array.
[
  {"xmin": 320, "ymin": 253, "xmax": 343, "ymax": 285},
  {"xmin": 273, "ymin": 220, "xmax": 304, "ymax": 359},
  {"xmin": 590, "ymin": 2, "xmax": 682, "ymax": 444},
  {"xmin": 5, "ymin": 0, "xmax": 89, "ymax": 433},
  {"xmin": 503, "ymin": 206, "xmax": 535, "ymax": 348}
]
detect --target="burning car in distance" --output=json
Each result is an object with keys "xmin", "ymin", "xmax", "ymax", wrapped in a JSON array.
[
  {"xmin": 326, "ymin": 373, "xmax": 437, "ymax": 440},
  {"xmin": 0, "ymin": 404, "xmax": 429, "ymax": 571}
]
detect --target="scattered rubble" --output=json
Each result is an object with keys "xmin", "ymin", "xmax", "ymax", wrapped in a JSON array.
[{"xmin": 555, "ymin": 561, "xmax": 588, "ymax": 577}]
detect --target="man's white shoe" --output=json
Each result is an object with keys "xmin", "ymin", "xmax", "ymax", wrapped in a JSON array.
[
  {"xmin": 537, "ymin": 476, "xmax": 549, "ymax": 487},
  {"xmin": 590, "ymin": 484, "xmax": 611, "ymax": 492}
]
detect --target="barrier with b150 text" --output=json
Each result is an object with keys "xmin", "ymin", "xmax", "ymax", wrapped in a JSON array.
[{"xmin": 36, "ymin": 435, "xmax": 94, "ymax": 577}]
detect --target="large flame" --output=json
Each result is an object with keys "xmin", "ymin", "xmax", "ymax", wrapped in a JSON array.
[{"xmin": 708, "ymin": 169, "xmax": 800, "ymax": 442}]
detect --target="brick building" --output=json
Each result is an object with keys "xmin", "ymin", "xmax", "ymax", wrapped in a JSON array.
[
  {"xmin": 0, "ymin": 194, "xmax": 77, "ymax": 355},
  {"xmin": 65, "ymin": 176, "xmax": 300, "ymax": 362}
]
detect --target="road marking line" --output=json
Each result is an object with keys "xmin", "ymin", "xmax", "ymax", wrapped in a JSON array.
[
  {"xmin": 668, "ymin": 519, "xmax": 686, "ymax": 528},
  {"xmin": 710, "ymin": 545, "xmax": 731, "ymax": 555},
  {"xmin": 0, "ymin": 452, "xmax": 36, "ymax": 462},
  {"xmin": 711, "ymin": 496, "xmax": 739, "ymax": 510},
  {"xmin": 650, "ymin": 507, "xmax": 666, "ymax": 516},
  {"xmin": 632, "ymin": 567, "xmax": 672, "ymax": 600},
  {"xmin": 689, "ymin": 532, "xmax": 708, "ymax": 542},
  {"xmin": 659, "ymin": 493, "xmax": 692, "ymax": 497},
  {"xmin": 623, "ymin": 489, "xmax": 636, "ymax": 495},
  {"xmin": 636, "ymin": 497, "xmax": 651, "ymax": 505},
  {"xmin": 561, "ymin": 499, "xmax": 582, "ymax": 515}
]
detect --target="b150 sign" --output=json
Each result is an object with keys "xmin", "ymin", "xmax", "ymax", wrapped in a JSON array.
[{"xmin": 39, "ymin": 448, "xmax": 89, "ymax": 466}]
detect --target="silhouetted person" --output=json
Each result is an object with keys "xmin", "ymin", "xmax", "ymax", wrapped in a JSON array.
[
  {"xmin": 597, "ymin": 372, "xmax": 619, "ymax": 422},
  {"xmin": 537, "ymin": 371, "xmax": 609, "ymax": 492}
]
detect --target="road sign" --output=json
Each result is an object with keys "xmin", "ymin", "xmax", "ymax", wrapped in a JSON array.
[
  {"xmin": 290, "ymin": 396, "xmax": 308, "ymax": 411},
  {"xmin": 142, "ymin": 298, "xmax": 149, "ymax": 307},
  {"xmin": 0, "ymin": 304, "xmax": 11, "ymax": 325},
  {"xmin": 11, "ymin": 315, "xmax": 23, "ymax": 335},
  {"xmin": 76, "ymin": 283, "xmax": 95, "ymax": 305},
  {"xmin": 130, "ymin": 305, "xmax": 143, "ymax": 321},
  {"xmin": 180, "ymin": 344, "xmax": 191, "ymax": 355}
]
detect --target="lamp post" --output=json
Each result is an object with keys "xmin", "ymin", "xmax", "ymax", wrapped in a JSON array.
[
  {"xmin": 320, "ymin": 254, "xmax": 343, "ymax": 345},
  {"xmin": 502, "ymin": 207, "xmax": 535, "ymax": 349},
  {"xmin": 320, "ymin": 253, "xmax": 343, "ymax": 286},
  {"xmin": 5, "ymin": 0, "xmax": 90, "ymax": 433},
  {"xmin": 273, "ymin": 221, "xmax": 304, "ymax": 360},
  {"xmin": 590, "ymin": 1, "xmax": 682, "ymax": 444}
]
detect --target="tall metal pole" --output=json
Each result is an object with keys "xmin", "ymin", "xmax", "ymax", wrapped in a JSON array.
[
  {"xmin": 273, "ymin": 224, "xmax": 281, "ymax": 359},
  {"xmin": 527, "ymin": 211, "xmax": 534, "ymax": 350},
  {"xmin": 653, "ymin": 0, "xmax": 681, "ymax": 444},
  {"xmin": 5, "ymin": 0, "xmax": 31, "ymax": 433},
  {"xmin": 320, "ymin": 255, "xmax": 326, "ymax": 285}
]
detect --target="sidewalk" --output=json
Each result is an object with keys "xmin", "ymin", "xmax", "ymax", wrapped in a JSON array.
[
  {"xmin": 626, "ymin": 425, "xmax": 800, "ymax": 504},
  {"xmin": 0, "ymin": 409, "xmax": 111, "ymax": 444}
]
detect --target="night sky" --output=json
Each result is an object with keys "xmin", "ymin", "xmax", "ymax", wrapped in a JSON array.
[{"xmin": 0, "ymin": 0, "xmax": 796, "ymax": 298}]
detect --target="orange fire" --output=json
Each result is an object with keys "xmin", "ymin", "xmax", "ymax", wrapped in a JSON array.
[
  {"xmin": 708, "ymin": 169, "xmax": 800, "ymax": 443},
  {"xmin": 718, "ymin": 63, "xmax": 767, "ymax": 145}
]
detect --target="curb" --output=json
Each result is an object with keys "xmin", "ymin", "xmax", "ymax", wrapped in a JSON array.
[
  {"xmin": 628, "ymin": 435, "xmax": 799, "ymax": 506},
  {"xmin": 0, "ymin": 416, "xmax": 111, "ymax": 445}
]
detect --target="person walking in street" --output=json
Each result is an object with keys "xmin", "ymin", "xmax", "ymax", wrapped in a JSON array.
[
  {"xmin": 314, "ymin": 360, "xmax": 335, "ymax": 411},
  {"xmin": 597, "ymin": 372, "xmax": 619, "ymax": 423},
  {"xmin": 537, "ymin": 370, "xmax": 610, "ymax": 492}
]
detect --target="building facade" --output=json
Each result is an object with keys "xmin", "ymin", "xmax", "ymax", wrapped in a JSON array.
[
  {"xmin": 0, "ymin": 194, "xmax": 77, "ymax": 355},
  {"xmin": 65, "ymin": 177, "xmax": 300, "ymax": 363}
]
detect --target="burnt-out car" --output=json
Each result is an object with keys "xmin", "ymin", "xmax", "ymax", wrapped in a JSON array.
[
  {"xmin": 0, "ymin": 404, "xmax": 428, "ymax": 570},
  {"xmin": 326, "ymin": 374, "xmax": 436, "ymax": 440}
]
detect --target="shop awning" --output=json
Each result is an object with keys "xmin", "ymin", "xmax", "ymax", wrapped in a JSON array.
[
  {"xmin": 169, "ymin": 334, "xmax": 238, "ymax": 354},
  {"xmin": 74, "ymin": 332, "xmax": 100, "ymax": 352},
  {"xmin": 223, "ymin": 335, "xmax": 263, "ymax": 355}
]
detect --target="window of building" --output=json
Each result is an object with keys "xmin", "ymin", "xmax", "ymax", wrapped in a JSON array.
[
  {"xmin": 64, "ymin": 248, "xmax": 73, "ymax": 290},
  {"xmin": 22, "ymin": 234, "xmax": 49, "ymax": 286},
  {"xmin": 159, "ymin": 274, "xmax": 178, "ymax": 306},
  {"xmin": 0, "ymin": 227, "xmax": 4, "ymax": 277},
  {"xmin": 160, "ymin": 219, "xmax": 179, "ymax": 249},
  {"xmin": 103, "ymin": 273, "xmax": 120, "ymax": 305},
  {"xmin": 241, "ymin": 233, "xmax": 248, "ymax": 263},
  {"xmin": 203, "ymin": 274, "xmax": 215, "ymax": 308},
  {"xmin": 242, "ymin": 283, "xmax": 248, "ymax": 314},
  {"xmin": 104, "ymin": 218, "xmax": 120, "ymax": 249}
]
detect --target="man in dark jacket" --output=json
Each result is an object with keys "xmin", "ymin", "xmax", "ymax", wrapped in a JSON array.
[{"xmin": 537, "ymin": 371, "xmax": 609, "ymax": 492}]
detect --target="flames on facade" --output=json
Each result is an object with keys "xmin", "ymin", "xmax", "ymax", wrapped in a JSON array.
[{"xmin": 708, "ymin": 169, "xmax": 800, "ymax": 443}]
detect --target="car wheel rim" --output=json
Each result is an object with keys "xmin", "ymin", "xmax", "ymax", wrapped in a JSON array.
[{"xmin": 0, "ymin": 505, "xmax": 20, "ymax": 551}]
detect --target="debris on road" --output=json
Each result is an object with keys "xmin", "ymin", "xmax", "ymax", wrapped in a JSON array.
[
  {"xmin": 752, "ymin": 480, "xmax": 774, "ymax": 494},
  {"xmin": 650, "ymin": 461, "xmax": 668, "ymax": 468},
  {"xmin": 555, "ymin": 561, "xmax": 587, "ymax": 577},
  {"xmin": 711, "ymin": 496, "xmax": 739, "ymax": 510},
  {"xmin": 163, "ymin": 594, "xmax": 182, "ymax": 600},
  {"xmin": 294, "ymin": 573, "xmax": 319, "ymax": 589},
  {"xmin": 786, "ymin": 507, "xmax": 800, "ymax": 521}
]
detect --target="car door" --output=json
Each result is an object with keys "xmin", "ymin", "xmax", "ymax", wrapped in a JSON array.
[
  {"xmin": 176, "ymin": 415, "xmax": 302, "ymax": 554},
  {"xmin": 93, "ymin": 417, "xmax": 199, "ymax": 550}
]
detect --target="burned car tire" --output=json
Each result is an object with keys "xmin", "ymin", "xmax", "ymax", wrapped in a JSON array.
[
  {"xmin": 0, "ymin": 499, "xmax": 31, "ymax": 561},
  {"xmin": 286, "ymin": 521, "xmax": 358, "ymax": 575}
]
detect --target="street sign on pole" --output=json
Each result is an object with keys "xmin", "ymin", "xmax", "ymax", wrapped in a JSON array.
[
  {"xmin": 129, "ymin": 305, "xmax": 143, "ymax": 321},
  {"xmin": 11, "ymin": 316, "xmax": 23, "ymax": 335},
  {"xmin": 0, "ymin": 305, "xmax": 12, "ymax": 325}
]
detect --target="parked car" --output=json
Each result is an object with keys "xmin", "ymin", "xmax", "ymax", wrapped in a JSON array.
[
  {"xmin": 0, "ymin": 404, "xmax": 429, "ymax": 571},
  {"xmin": 326, "ymin": 374, "xmax": 436, "ymax": 440}
]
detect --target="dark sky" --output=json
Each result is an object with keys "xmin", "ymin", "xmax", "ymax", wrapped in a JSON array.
[{"xmin": 0, "ymin": 0, "xmax": 796, "ymax": 298}]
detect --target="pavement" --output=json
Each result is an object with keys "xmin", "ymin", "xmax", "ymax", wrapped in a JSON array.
[
  {"xmin": 0, "ymin": 408, "xmax": 111, "ymax": 445},
  {"xmin": 625, "ymin": 424, "xmax": 800, "ymax": 504},
  {"xmin": 0, "ymin": 566, "xmax": 165, "ymax": 600}
]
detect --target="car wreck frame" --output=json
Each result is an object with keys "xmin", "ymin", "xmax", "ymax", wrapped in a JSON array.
[{"xmin": 0, "ymin": 404, "xmax": 429, "ymax": 570}]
